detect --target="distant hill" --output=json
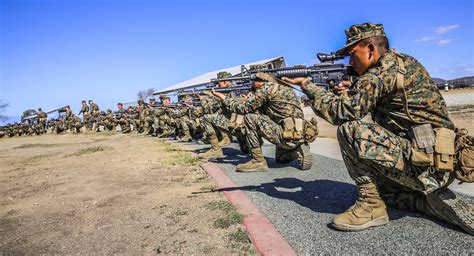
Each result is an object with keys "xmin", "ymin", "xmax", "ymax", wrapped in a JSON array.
[
  {"xmin": 434, "ymin": 76, "xmax": 474, "ymax": 89},
  {"xmin": 432, "ymin": 78, "xmax": 446, "ymax": 83}
]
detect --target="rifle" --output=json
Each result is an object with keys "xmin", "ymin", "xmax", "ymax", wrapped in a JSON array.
[
  {"xmin": 153, "ymin": 100, "xmax": 202, "ymax": 109},
  {"xmin": 176, "ymin": 83, "xmax": 252, "ymax": 97},
  {"xmin": 210, "ymin": 53, "xmax": 357, "ymax": 90},
  {"xmin": 24, "ymin": 106, "xmax": 68, "ymax": 120}
]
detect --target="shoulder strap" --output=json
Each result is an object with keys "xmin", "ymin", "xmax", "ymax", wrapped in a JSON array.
[{"xmin": 395, "ymin": 55, "xmax": 423, "ymax": 124}]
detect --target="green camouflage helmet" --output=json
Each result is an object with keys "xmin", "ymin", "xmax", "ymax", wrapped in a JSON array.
[
  {"xmin": 249, "ymin": 64, "xmax": 267, "ymax": 71},
  {"xmin": 159, "ymin": 94, "xmax": 170, "ymax": 100},
  {"xmin": 337, "ymin": 22, "xmax": 386, "ymax": 55},
  {"xmin": 180, "ymin": 95, "xmax": 193, "ymax": 103},
  {"xmin": 217, "ymin": 71, "xmax": 232, "ymax": 79}
]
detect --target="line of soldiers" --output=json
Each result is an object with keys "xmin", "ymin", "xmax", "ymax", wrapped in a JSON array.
[{"xmin": 1, "ymin": 22, "xmax": 472, "ymax": 236}]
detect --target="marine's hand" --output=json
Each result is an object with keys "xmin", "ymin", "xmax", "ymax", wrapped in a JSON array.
[
  {"xmin": 211, "ymin": 89, "xmax": 226, "ymax": 101},
  {"xmin": 282, "ymin": 77, "xmax": 312, "ymax": 90},
  {"xmin": 333, "ymin": 80, "xmax": 352, "ymax": 94}
]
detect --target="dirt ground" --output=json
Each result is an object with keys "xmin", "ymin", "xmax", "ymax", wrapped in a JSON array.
[{"xmin": 0, "ymin": 134, "xmax": 254, "ymax": 255}]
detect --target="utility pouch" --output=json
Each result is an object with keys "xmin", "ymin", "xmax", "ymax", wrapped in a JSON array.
[
  {"xmin": 433, "ymin": 127, "xmax": 455, "ymax": 172},
  {"xmin": 303, "ymin": 117, "xmax": 319, "ymax": 143},
  {"xmin": 294, "ymin": 118, "xmax": 304, "ymax": 140},
  {"xmin": 228, "ymin": 113, "xmax": 244, "ymax": 129},
  {"xmin": 410, "ymin": 124, "xmax": 435, "ymax": 166},
  {"xmin": 454, "ymin": 129, "xmax": 474, "ymax": 183},
  {"xmin": 282, "ymin": 117, "xmax": 296, "ymax": 140}
]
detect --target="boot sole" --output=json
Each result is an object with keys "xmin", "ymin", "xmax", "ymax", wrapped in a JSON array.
[
  {"xmin": 236, "ymin": 167, "xmax": 269, "ymax": 172},
  {"xmin": 298, "ymin": 144, "xmax": 313, "ymax": 171},
  {"xmin": 332, "ymin": 215, "xmax": 389, "ymax": 231}
]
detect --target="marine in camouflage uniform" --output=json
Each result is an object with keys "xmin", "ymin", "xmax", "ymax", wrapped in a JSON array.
[
  {"xmin": 155, "ymin": 95, "xmax": 176, "ymax": 138},
  {"xmin": 145, "ymin": 98, "xmax": 158, "ymax": 135},
  {"xmin": 63, "ymin": 105, "xmax": 82, "ymax": 133},
  {"xmin": 89, "ymin": 100, "xmax": 100, "ymax": 131},
  {"xmin": 36, "ymin": 108, "xmax": 48, "ymax": 134},
  {"xmin": 198, "ymin": 71, "xmax": 244, "ymax": 159},
  {"xmin": 212, "ymin": 72, "xmax": 314, "ymax": 172},
  {"xmin": 79, "ymin": 100, "xmax": 92, "ymax": 130},
  {"xmin": 285, "ymin": 23, "xmax": 472, "ymax": 234},
  {"xmin": 116, "ymin": 103, "xmax": 131, "ymax": 133},
  {"xmin": 136, "ymin": 99, "xmax": 147, "ymax": 133},
  {"xmin": 170, "ymin": 95, "xmax": 195, "ymax": 142}
]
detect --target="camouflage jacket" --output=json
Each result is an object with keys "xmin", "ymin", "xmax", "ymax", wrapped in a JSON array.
[
  {"xmin": 302, "ymin": 49, "xmax": 454, "ymax": 134},
  {"xmin": 223, "ymin": 82, "xmax": 303, "ymax": 123},
  {"xmin": 37, "ymin": 111, "xmax": 47, "ymax": 119},
  {"xmin": 170, "ymin": 105, "xmax": 192, "ymax": 119},
  {"xmin": 79, "ymin": 105, "xmax": 90, "ymax": 115},
  {"xmin": 89, "ymin": 103, "xmax": 100, "ymax": 114}
]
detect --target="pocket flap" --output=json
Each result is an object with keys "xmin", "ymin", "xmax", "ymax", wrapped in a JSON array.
[{"xmin": 435, "ymin": 128, "xmax": 455, "ymax": 154}]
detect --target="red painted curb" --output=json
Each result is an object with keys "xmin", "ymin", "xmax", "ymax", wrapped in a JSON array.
[{"xmin": 200, "ymin": 162, "xmax": 296, "ymax": 256}]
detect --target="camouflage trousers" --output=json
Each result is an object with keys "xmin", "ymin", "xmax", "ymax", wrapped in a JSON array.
[
  {"xmin": 201, "ymin": 113, "xmax": 230, "ymax": 137},
  {"xmin": 337, "ymin": 120, "xmax": 452, "ymax": 193},
  {"xmin": 244, "ymin": 113, "xmax": 299, "ymax": 163},
  {"xmin": 201, "ymin": 113, "xmax": 248, "ymax": 147},
  {"xmin": 83, "ymin": 115, "xmax": 92, "ymax": 130}
]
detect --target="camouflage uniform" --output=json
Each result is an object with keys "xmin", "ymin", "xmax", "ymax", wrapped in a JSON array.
[
  {"xmin": 302, "ymin": 23, "xmax": 472, "ymax": 234},
  {"xmin": 79, "ymin": 101, "xmax": 91, "ymax": 130},
  {"xmin": 116, "ymin": 103, "xmax": 130, "ymax": 133},
  {"xmin": 136, "ymin": 99, "xmax": 147, "ymax": 133},
  {"xmin": 199, "ymin": 71, "xmax": 252, "ymax": 159},
  {"xmin": 89, "ymin": 100, "xmax": 100, "ymax": 130},
  {"xmin": 36, "ymin": 108, "xmax": 48, "ymax": 133},
  {"xmin": 223, "ymin": 74, "xmax": 313, "ymax": 171}
]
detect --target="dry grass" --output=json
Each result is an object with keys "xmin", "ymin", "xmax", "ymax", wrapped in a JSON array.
[{"xmin": 64, "ymin": 146, "xmax": 112, "ymax": 157}]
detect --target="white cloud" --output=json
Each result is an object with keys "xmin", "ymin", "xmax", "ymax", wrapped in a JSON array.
[
  {"xmin": 415, "ymin": 36, "xmax": 439, "ymax": 42},
  {"xmin": 415, "ymin": 24, "xmax": 459, "ymax": 45},
  {"xmin": 438, "ymin": 39, "xmax": 452, "ymax": 45},
  {"xmin": 435, "ymin": 24, "xmax": 460, "ymax": 34}
]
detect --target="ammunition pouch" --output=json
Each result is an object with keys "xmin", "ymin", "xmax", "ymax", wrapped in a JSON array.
[
  {"xmin": 454, "ymin": 129, "xmax": 474, "ymax": 183},
  {"xmin": 228, "ymin": 113, "xmax": 245, "ymax": 130},
  {"xmin": 281, "ymin": 117, "xmax": 318, "ymax": 143},
  {"xmin": 409, "ymin": 124, "xmax": 455, "ymax": 173}
]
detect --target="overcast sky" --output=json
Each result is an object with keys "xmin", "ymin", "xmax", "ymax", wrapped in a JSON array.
[{"xmin": 1, "ymin": 0, "xmax": 473, "ymax": 119}]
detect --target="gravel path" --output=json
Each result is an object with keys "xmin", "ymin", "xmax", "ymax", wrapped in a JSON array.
[{"xmin": 175, "ymin": 140, "xmax": 474, "ymax": 254}]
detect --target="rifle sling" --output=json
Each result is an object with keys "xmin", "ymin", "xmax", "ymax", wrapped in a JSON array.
[{"xmin": 395, "ymin": 55, "xmax": 423, "ymax": 124}]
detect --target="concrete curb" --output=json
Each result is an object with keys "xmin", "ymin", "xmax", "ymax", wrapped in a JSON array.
[{"xmin": 200, "ymin": 162, "xmax": 296, "ymax": 256}]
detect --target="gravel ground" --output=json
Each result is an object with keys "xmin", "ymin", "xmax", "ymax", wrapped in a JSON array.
[{"xmin": 175, "ymin": 140, "xmax": 474, "ymax": 254}]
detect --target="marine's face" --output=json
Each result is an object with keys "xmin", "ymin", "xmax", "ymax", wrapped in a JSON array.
[{"xmin": 348, "ymin": 43, "xmax": 373, "ymax": 75}]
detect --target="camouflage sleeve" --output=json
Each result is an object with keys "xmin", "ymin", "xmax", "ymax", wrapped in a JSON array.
[
  {"xmin": 201, "ymin": 97, "xmax": 222, "ymax": 114},
  {"xmin": 223, "ymin": 88, "xmax": 268, "ymax": 114},
  {"xmin": 171, "ymin": 107, "xmax": 189, "ymax": 118},
  {"xmin": 302, "ymin": 74, "xmax": 384, "ymax": 125}
]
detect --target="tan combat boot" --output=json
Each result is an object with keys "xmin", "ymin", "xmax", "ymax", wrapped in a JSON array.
[
  {"xmin": 198, "ymin": 134, "xmax": 224, "ymax": 159},
  {"xmin": 332, "ymin": 182, "xmax": 389, "ymax": 231},
  {"xmin": 179, "ymin": 130, "xmax": 193, "ymax": 142},
  {"xmin": 236, "ymin": 147, "xmax": 269, "ymax": 172},
  {"xmin": 218, "ymin": 131, "xmax": 232, "ymax": 146}
]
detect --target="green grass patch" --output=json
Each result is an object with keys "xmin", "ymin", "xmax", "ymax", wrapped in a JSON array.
[
  {"xmin": 228, "ymin": 228, "xmax": 256, "ymax": 255},
  {"xmin": 208, "ymin": 200, "xmax": 243, "ymax": 229},
  {"xmin": 214, "ymin": 210, "xmax": 243, "ymax": 229},
  {"xmin": 207, "ymin": 200, "xmax": 233, "ymax": 211}
]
